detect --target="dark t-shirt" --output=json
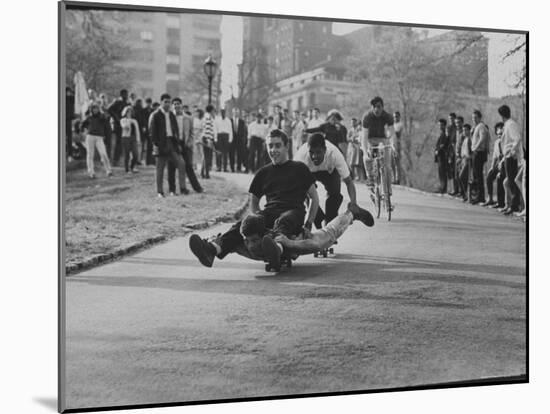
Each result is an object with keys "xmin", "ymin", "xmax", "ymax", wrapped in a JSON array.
[
  {"xmin": 249, "ymin": 160, "xmax": 315, "ymax": 212},
  {"xmin": 307, "ymin": 122, "xmax": 348, "ymax": 147},
  {"xmin": 362, "ymin": 110, "xmax": 394, "ymax": 139}
]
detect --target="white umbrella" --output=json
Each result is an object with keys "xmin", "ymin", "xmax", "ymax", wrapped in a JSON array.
[{"xmin": 73, "ymin": 71, "xmax": 89, "ymax": 118}]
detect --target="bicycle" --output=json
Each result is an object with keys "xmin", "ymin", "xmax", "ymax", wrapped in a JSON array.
[{"xmin": 369, "ymin": 143, "xmax": 393, "ymax": 221}]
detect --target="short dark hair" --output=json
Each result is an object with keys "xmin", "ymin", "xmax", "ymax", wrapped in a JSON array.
[
  {"xmin": 120, "ymin": 89, "xmax": 128, "ymax": 96},
  {"xmin": 313, "ymin": 107, "xmax": 320, "ymax": 112},
  {"xmin": 205, "ymin": 104, "xmax": 214, "ymax": 113},
  {"xmin": 160, "ymin": 93, "xmax": 171, "ymax": 102},
  {"xmin": 172, "ymin": 97, "xmax": 182, "ymax": 104},
  {"xmin": 393, "ymin": 111, "xmax": 400, "ymax": 116},
  {"xmin": 308, "ymin": 133, "xmax": 326, "ymax": 149},
  {"xmin": 456, "ymin": 116, "xmax": 464, "ymax": 123},
  {"xmin": 195, "ymin": 108, "xmax": 204, "ymax": 119},
  {"xmin": 473, "ymin": 109, "xmax": 482, "ymax": 118},
  {"xmin": 498, "ymin": 105, "xmax": 511, "ymax": 119},
  {"xmin": 494, "ymin": 122, "xmax": 504, "ymax": 133},
  {"xmin": 449, "ymin": 112, "xmax": 457, "ymax": 118},
  {"xmin": 268, "ymin": 129, "xmax": 289, "ymax": 145},
  {"xmin": 152, "ymin": 102, "xmax": 160, "ymax": 108},
  {"xmin": 145, "ymin": 97, "xmax": 152, "ymax": 104},
  {"xmin": 463, "ymin": 123, "xmax": 472, "ymax": 130},
  {"xmin": 370, "ymin": 96, "xmax": 384, "ymax": 107},
  {"xmin": 240, "ymin": 214, "xmax": 267, "ymax": 237},
  {"xmin": 438, "ymin": 118, "xmax": 447, "ymax": 126}
]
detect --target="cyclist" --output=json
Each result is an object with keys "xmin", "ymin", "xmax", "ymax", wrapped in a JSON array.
[{"xmin": 361, "ymin": 97, "xmax": 396, "ymax": 204}]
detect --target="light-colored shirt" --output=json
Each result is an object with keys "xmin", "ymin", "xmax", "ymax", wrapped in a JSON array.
[
  {"xmin": 294, "ymin": 140, "xmax": 350, "ymax": 179},
  {"xmin": 502, "ymin": 118, "xmax": 524, "ymax": 161},
  {"xmin": 160, "ymin": 107, "xmax": 173, "ymax": 137},
  {"xmin": 491, "ymin": 138, "xmax": 503, "ymax": 166},
  {"xmin": 214, "ymin": 116, "xmax": 233, "ymax": 142},
  {"xmin": 248, "ymin": 121, "xmax": 267, "ymax": 140},
  {"xmin": 120, "ymin": 118, "xmax": 140, "ymax": 141},
  {"xmin": 307, "ymin": 118, "xmax": 323, "ymax": 129},
  {"xmin": 461, "ymin": 135, "xmax": 472, "ymax": 158},
  {"xmin": 471, "ymin": 122, "xmax": 490, "ymax": 152}
]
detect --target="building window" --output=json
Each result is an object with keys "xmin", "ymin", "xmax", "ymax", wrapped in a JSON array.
[
  {"xmin": 166, "ymin": 55, "xmax": 179, "ymax": 65},
  {"xmin": 140, "ymin": 31, "xmax": 153, "ymax": 41},
  {"xmin": 167, "ymin": 28, "xmax": 180, "ymax": 39},
  {"xmin": 166, "ymin": 63, "xmax": 180, "ymax": 74},
  {"xmin": 131, "ymin": 48, "xmax": 154, "ymax": 62},
  {"xmin": 166, "ymin": 14, "xmax": 180, "ymax": 28}
]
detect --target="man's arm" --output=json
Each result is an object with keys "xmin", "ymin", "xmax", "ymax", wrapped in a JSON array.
[
  {"xmin": 361, "ymin": 127, "xmax": 370, "ymax": 157},
  {"xmin": 343, "ymin": 176, "xmax": 357, "ymax": 206},
  {"xmin": 249, "ymin": 194, "xmax": 261, "ymax": 214},
  {"xmin": 305, "ymin": 183, "xmax": 319, "ymax": 229}
]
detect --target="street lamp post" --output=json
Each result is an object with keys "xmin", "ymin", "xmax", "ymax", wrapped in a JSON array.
[{"xmin": 203, "ymin": 55, "xmax": 218, "ymax": 106}]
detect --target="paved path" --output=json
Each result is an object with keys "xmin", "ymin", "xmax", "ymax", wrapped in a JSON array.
[{"xmin": 63, "ymin": 173, "xmax": 526, "ymax": 410}]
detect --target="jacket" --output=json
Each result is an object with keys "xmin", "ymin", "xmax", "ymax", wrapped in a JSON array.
[
  {"xmin": 150, "ymin": 109, "xmax": 180, "ymax": 155},
  {"xmin": 81, "ymin": 113, "xmax": 111, "ymax": 138}
]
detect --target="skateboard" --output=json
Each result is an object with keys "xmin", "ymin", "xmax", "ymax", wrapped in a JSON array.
[
  {"xmin": 313, "ymin": 247, "xmax": 334, "ymax": 258},
  {"xmin": 264, "ymin": 255, "xmax": 293, "ymax": 272}
]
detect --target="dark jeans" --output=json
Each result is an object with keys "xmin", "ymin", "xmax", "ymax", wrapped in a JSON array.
[
  {"xmin": 229, "ymin": 138, "xmax": 247, "ymax": 172},
  {"xmin": 217, "ymin": 207, "xmax": 305, "ymax": 259},
  {"xmin": 155, "ymin": 138, "xmax": 186, "ymax": 195},
  {"xmin": 248, "ymin": 137, "xmax": 264, "ymax": 172},
  {"xmin": 66, "ymin": 121, "xmax": 72, "ymax": 158},
  {"xmin": 216, "ymin": 133, "xmax": 230, "ymax": 171},
  {"xmin": 486, "ymin": 164, "xmax": 505, "ymax": 206},
  {"xmin": 201, "ymin": 144, "xmax": 213, "ymax": 178},
  {"xmin": 504, "ymin": 157, "xmax": 521, "ymax": 210},
  {"xmin": 455, "ymin": 156, "xmax": 463, "ymax": 195},
  {"xmin": 472, "ymin": 151, "xmax": 488, "ymax": 202},
  {"xmin": 122, "ymin": 136, "xmax": 139, "ymax": 172},
  {"xmin": 168, "ymin": 144, "xmax": 202, "ymax": 192},
  {"xmin": 113, "ymin": 127, "xmax": 122, "ymax": 163},
  {"xmin": 312, "ymin": 170, "xmax": 343, "ymax": 229},
  {"xmin": 447, "ymin": 152, "xmax": 458, "ymax": 193},
  {"xmin": 437, "ymin": 157, "xmax": 448, "ymax": 193},
  {"xmin": 459, "ymin": 158, "xmax": 472, "ymax": 201}
]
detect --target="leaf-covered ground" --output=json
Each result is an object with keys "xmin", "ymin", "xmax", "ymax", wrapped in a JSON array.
[{"xmin": 64, "ymin": 165, "xmax": 247, "ymax": 265}]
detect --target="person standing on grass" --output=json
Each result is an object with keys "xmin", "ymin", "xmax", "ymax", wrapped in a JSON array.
[
  {"xmin": 200, "ymin": 105, "xmax": 216, "ymax": 179},
  {"xmin": 81, "ymin": 103, "xmax": 112, "ymax": 179},
  {"xmin": 150, "ymin": 93, "xmax": 187, "ymax": 197},
  {"xmin": 107, "ymin": 89, "xmax": 130, "ymax": 166},
  {"xmin": 120, "ymin": 105, "xmax": 141, "ymax": 174},
  {"xmin": 168, "ymin": 97, "xmax": 202, "ymax": 195}
]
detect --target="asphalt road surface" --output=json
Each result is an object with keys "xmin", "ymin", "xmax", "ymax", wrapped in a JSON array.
[{"xmin": 63, "ymin": 173, "xmax": 526, "ymax": 410}]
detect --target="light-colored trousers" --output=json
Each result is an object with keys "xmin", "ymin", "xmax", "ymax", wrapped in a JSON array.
[{"xmin": 85, "ymin": 134, "xmax": 112, "ymax": 176}]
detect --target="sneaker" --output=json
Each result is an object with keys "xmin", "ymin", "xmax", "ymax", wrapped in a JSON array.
[
  {"xmin": 180, "ymin": 188, "xmax": 190, "ymax": 195},
  {"xmin": 490, "ymin": 204, "xmax": 503, "ymax": 209},
  {"xmin": 498, "ymin": 206, "xmax": 509, "ymax": 212},
  {"xmin": 189, "ymin": 234, "xmax": 216, "ymax": 267},
  {"xmin": 157, "ymin": 193, "xmax": 165, "ymax": 198},
  {"xmin": 169, "ymin": 192, "xmax": 177, "ymax": 196},
  {"xmin": 107, "ymin": 171, "xmax": 113, "ymax": 177},
  {"xmin": 195, "ymin": 187, "xmax": 204, "ymax": 193},
  {"xmin": 131, "ymin": 168, "xmax": 139, "ymax": 173},
  {"xmin": 480, "ymin": 200, "xmax": 495, "ymax": 207},
  {"xmin": 347, "ymin": 202, "xmax": 375, "ymax": 227},
  {"xmin": 89, "ymin": 174, "xmax": 96, "ymax": 179},
  {"xmin": 514, "ymin": 209, "xmax": 526, "ymax": 217},
  {"xmin": 261, "ymin": 235, "xmax": 281, "ymax": 269}
]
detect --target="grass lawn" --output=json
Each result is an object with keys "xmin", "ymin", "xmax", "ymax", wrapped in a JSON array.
[{"xmin": 64, "ymin": 165, "xmax": 247, "ymax": 266}]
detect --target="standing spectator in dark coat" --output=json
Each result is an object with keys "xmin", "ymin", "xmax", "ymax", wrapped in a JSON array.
[
  {"xmin": 446, "ymin": 112, "xmax": 458, "ymax": 195},
  {"xmin": 454, "ymin": 116, "xmax": 465, "ymax": 198},
  {"xmin": 230, "ymin": 108, "xmax": 248, "ymax": 173},
  {"xmin": 434, "ymin": 119, "xmax": 449, "ymax": 193},
  {"xmin": 81, "ymin": 104, "xmax": 113, "ymax": 178},
  {"xmin": 150, "ymin": 93, "xmax": 187, "ymax": 197},
  {"xmin": 66, "ymin": 87, "xmax": 75, "ymax": 161},
  {"xmin": 132, "ymin": 98, "xmax": 147, "ymax": 165},
  {"xmin": 107, "ymin": 89, "xmax": 130, "ymax": 165},
  {"xmin": 305, "ymin": 110, "xmax": 347, "ymax": 154}
]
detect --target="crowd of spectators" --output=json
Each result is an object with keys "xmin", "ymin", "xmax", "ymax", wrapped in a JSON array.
[
  {"xmin": 66, "ymin": 88, "xmax": 397, "ymax": 196},
  {"xmin": 434, "ymin": 105, "xmax": 526, "ymax": 221}
]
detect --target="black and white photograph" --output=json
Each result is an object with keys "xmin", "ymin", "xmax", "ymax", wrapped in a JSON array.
[{"xmin": 56, "ymin": 0, "xmax": 531, "ymax": 412}]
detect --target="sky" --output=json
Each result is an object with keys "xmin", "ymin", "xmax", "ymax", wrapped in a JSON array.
[{"xmin": 219, "ymin": 17, "xmax": 526, "ymax": 104}]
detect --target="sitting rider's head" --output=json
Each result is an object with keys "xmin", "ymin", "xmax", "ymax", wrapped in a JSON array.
[
  {"xmin": 308, "ymin": 133, "xmax": 327, "ymax": 166},
  {"xmin": 370, "ymin": 96, "xmax": 384, "ymax": 117}
]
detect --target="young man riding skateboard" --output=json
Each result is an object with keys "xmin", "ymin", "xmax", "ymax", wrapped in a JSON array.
[{"xmin": 189, "ymin": 129, "xmax": 319, "ymax": 268}]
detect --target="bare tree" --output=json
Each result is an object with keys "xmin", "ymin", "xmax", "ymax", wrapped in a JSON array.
[
  {"xmin": 65, "ymin": 10, "xmax": 132, "ymax": 97},
  {"xmin": 342, "ymin": 27, "xmax": 486, "ymax": 188}
]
